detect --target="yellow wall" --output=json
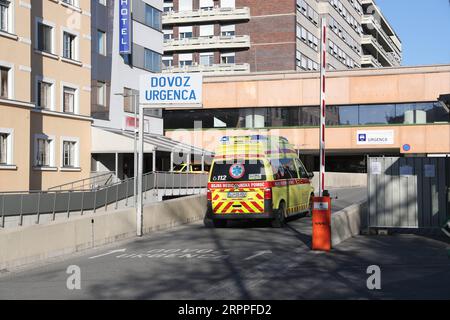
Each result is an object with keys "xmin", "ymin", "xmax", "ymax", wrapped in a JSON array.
[{"xmin": 0, "ymin": 104, "xmax": 31, "ymax": 192}]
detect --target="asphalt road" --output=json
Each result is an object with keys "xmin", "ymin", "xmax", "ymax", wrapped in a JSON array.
[{"xmin": 1, "ymin": 187, "xmax": 449, "ymax": 300}]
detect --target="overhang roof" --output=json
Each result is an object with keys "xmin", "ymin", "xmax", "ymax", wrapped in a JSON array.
[{"xmin": 91, "ymin": 126, "xmax": 212, "ymax": 155}]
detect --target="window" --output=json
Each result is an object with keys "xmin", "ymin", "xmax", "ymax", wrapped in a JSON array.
[
  {"xmin": 179, "ymin": 26, "xmax": 193, "ymax": 39},
  {"xmin": 179, "ymin": 53, "xmax": 193, "ymax": 67},
  {"xmin": 37, "ymin": 80, "xmax": 52, "ymax": 109},
  {"xmin": 199, "ymin": 52, "xmax": 214, "ymax": 66},
  {"xmin": 37, "ymin": 22, "xmax": 53, "ymax": 53},
  {"xmin": 163, "ymin": 1, "xmax": 173, "ymax": 13},
  {"xmin": 144, "ymin": 48, "xmax": 161, "ymax": 72},
  {"xmin": 0, "ymin": 0, "xmax": 10, "ymax": 33},
  {"xmin": 35, "ymin": 137, "xmax": 53, "ymax": 167},
  {"xmin": 0, "ymin": 131, "xmax": 10, "ymax": 165},
  {"xmin": 97, "ymin": 81, "xmax": 106, "ymax": 107},
  {"xmin": 199, "ymin": 24, "xmax": 214, "ymax": 37},
  {"xmin": 97, "ymin": 30, "xmax": 106, "ymax": 56},
  {"xmin": 163, "ymin": 29, "xmax": 173, "ymax": 41},
  {"xmin": 98, "ymin": 0, "xmax": 106, "ymax": 5},
  {"xmin": 62, "ymin": 0, "xmax": 76, "ymax": 6},
  {"xmin": 123, "ymin": 87, "xmax": 138, "ymax": 113},
  {"xmin": 63, "ymin": 31, "xmax": 76, "ymax": 60},
  {"xmin": 179, "ymin": 0, "xmax": 192, "ymax": 11},
  {"xmin": 0, "ymin": 66, "xmax": 9, "ymax": 98},
  {"xmin": 220, "ymin": 0, "xmax": 235, "ymax": 8},
  {"xmin": 221, "ymin": 24, "xmax": 235, "ymax": 36},
  {"xmin": 63, "ymin": 86, "xmax": 76, "ymax": 113},
  {"xmin": 200, "ymin": 0, "xmax": 214, "ymax": 10},
  {"xmin": 162, "ymin": 56, "xmax": 173, "ymax": 68},
  {"xmin": 145, "ymin": 4, "xmax": 161, "ymax": 30},
  {"xmin": 221, "ymin": 52, "xmax": 235, "ymax": 64},
  {"xmin": 62, "ymin": 140, "xmax": 77, "ymax": 167}
]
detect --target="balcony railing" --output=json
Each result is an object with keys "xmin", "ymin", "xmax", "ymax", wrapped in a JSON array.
[
  {"xmin": 164, "ymin": 35, "xmax": 250, "ymax": 51},
  {"xmin": 362, "ymin": 15, "xmax": 402, "ymax": 55},
  {"xmin": 163, "ymin": 7, "xmax": 250, "ymax": 25},
  {"xmin": 361, "ymin": 35, "xmax": 400, "ymax": 67},
  {"xmin": 163, "ymin": 63, "xmax": 250, "ymax": 75},
  {"xmin": 361, "ymin": 54, "xmax": 382, "ymax": 68}
]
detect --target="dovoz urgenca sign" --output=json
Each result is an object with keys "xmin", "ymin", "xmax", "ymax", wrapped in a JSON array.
[
  {"xmin": 139, "ymin": 73, "xmax": 203, "ymax": 107},
  {"xmin": 119, "ymin": 0, "xmax": 131, "ymax": 54}
]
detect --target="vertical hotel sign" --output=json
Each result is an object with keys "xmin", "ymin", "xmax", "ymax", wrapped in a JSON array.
[{"xmin": 119, "ymin": 0, "xmax": 131, "ymax": 54}]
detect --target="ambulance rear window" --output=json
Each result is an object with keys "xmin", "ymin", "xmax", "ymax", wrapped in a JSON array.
[{"xmin": 211, "ymin": 160, "xmax": 266, "ymax": 182}]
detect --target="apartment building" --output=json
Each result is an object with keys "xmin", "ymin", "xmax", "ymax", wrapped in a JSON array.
[
  {"xmin": 360, "ymin": 0, "xmax": 402, "ymax": 67},
  {"xmin": 161, "ymin": 0, "xmax": 401, "ymax": 75},
  {"xmin": 0, "ymin": 0, "xmax": 92, "ymax": 192}
]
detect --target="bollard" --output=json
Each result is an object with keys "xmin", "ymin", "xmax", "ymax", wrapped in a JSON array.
[{"xmin": 312, "ymin": 190, "xmax": 331, "ymax": 251}]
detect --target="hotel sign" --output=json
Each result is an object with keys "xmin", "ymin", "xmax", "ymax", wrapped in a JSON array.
[{"xmin": 119, "ymin": 0, "xmax": 131, "ymax": 54}]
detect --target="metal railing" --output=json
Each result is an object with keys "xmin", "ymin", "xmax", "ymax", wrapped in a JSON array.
[
  {"xmin": 163, "ymin": 6, "xmax": 250, "ymax": 24},
  {"xmin": 0, "ymin": 172, "xmax": 208, "ymax": 228},
  {"xmin": 48, "ymin": 171, "xmax": 115, "ymax": 191},
  {"xmin": 162, "ymin": 63, "xmax": 250, "ymax": 75},
  {"xmin": 164, "ymin": 35, "xmax": 250, "ymax": 51}
]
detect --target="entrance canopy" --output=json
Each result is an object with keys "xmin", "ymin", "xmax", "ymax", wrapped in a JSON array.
[{"xmin": 91, "ymin": 126, "xmax": 212, "ymax": 155}]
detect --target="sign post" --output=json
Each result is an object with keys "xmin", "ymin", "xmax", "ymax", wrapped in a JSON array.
[
  {"xmin": 137, "ymin": 74, "xmax": 203, "ymax": 236},
  {"xmin": 319, "ymin": 16, "xmax": 327, "ymax": 197}
]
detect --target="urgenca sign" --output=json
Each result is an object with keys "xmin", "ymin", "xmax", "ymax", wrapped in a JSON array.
[{"xmin": 139, "ymin": 73, "xmax": 203, "ymax": 107}]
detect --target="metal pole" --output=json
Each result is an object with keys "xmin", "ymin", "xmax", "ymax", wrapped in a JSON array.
[
  {"xmin": 134, "ymin": 94, "xmax": 138, "ymax": 206},
  {"xmin": 137, "ymin": 104, "xmax": 144, "ymax": 237},
  {"xmin": 36, "ymin": 192, "xmax": 41, "ymax": 224},
  {"xmin": 319, "ymin": 16, "xmax": 327, "ymax": 197},
  {"xmin": 201, "ymin": 153, "xmax": 205, "ymax": 172},
  {"xmin": 170, "ymin": 151, "xmax": 174, "ymax": 172}
]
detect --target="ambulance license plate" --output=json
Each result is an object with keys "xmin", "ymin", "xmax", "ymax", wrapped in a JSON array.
[{"xmin": 227, "ymin": 192, "xmax": 247, "ymax": 198}]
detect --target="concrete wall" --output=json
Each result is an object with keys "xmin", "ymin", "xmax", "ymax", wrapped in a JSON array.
[
  {"xmin": 0, "ymin": 194, "xmax": 207, "ymax": 271},
  {"xmin": 311, "ymin": 172, "xmax": 367, "ymax": 190},
  {"xmin": 331, "ymin": 201, "xmax": 367, "ymax": 246}
]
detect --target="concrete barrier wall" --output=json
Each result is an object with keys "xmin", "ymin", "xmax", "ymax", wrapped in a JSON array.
[
  {"xmin": 0, "ymin": 194, "xmax": 207, "ymax": 271},
  {"xmin": 312, "ymin": 172, "xmax": 367, "ymax": 190},
  {"xmin": 331, "ymin": 202, "xmax": 367, "ymax": 246}
]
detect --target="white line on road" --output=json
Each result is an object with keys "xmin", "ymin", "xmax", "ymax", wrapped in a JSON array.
[
  {"xmin": 244, "ymin": 250, "xmax": 272, "ymax": 261},
  {"xmin": 88, "ymin": 249, "xmax": 127, "ymax": 259}
]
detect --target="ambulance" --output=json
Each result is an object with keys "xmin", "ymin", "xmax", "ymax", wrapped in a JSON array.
[{"xmin": 204, "ymin": 135, "xmax": 315, "ymax": 228}]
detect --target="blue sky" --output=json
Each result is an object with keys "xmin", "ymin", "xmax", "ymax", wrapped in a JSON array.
[{"xmin": 376, "ymin": 0, "xmax": 450, "ymax": 66}]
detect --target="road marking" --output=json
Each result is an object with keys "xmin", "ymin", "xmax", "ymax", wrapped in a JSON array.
[
  {"xmin": 88, "ymin": 248, "xmax": 127, "ymax": 259},
  {"xmin": 244, "ymin": 250, "xmax": 272, "ymax": 261}
]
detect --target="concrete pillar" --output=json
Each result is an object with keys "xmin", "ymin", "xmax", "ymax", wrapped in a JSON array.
[
  {"xmin": 115, "ymin": 153, "xmax": 118, "ymax": 182},
  {"xmin": 152, "ymin": 149, "xmax": 157, "ymax": 172},
  {"xmin": 170, "ymin": 151, "xmax": 174, "ymax": 171},
  {"xmin": 201, "ymin": 153, "xmax": 205, "ymax": 171},
  {"xmin": 187, "ymin": 152, "xmax": 191, "ymax": 170}
]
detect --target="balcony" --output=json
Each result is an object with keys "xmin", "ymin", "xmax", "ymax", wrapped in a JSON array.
[
  {"xmin": 362, "ymin": 15, "xmax": 402, "ymax": 55},
  {"xmin": 361, "ymin": 55, "xmax": 382, "ymax": 68},
  {"xmin": 164, "ymin": 35, "xmax": 250, "ymax": 52},
  {"xmin": 163, "ymin": 63, "xmax": 250, "ymax": 75},
  {"xmin": 163, "ymin": 7, "xmax": 250, "ymax": 25},
  {"xmin": 361, "ymin": 35, "xmax": 400, "ymax": 67}
]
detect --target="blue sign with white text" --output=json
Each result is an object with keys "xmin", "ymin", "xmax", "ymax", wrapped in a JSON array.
[{"xmin": 119, "ymin": 0, "xmax": 131, "ymax": 54}]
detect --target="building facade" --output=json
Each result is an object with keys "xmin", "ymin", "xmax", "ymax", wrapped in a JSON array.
[
  {"xmin": 161, "ymin": 0, "xmax": 401, "ymax": 75},
  {"xmin": 91, "ymin": 0, "xmax": 164, "ymax": 133},
  {"xmin": 164, "ymin": 65, "xmax": 450, "ymax": 172},
  {"xmin": 0, "ymin": 0, "xmax": 92, "ymax": 192}
]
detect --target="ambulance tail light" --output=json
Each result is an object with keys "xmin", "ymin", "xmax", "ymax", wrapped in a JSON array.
[
  {"xmin": 264, "ymin": 187, "xmax": 272, "ymax": 200},
  {"xmin": 207, "ymin": 189, "xmax": 212, "ymax": 201}
]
